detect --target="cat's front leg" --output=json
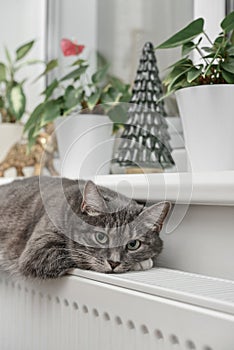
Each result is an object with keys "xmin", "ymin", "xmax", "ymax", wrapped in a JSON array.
[
  {"xmin": 132, "ymin": 258, "xmax": 153, "ymax": 271},
  {"xmin": 18, "ymin": 233, "xmax": 76, "ymax": 279}
]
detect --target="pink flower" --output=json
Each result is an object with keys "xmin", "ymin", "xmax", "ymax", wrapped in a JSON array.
[{"xmin": 60, "ymin": 38, "xmax": 85, "ymax": 56}]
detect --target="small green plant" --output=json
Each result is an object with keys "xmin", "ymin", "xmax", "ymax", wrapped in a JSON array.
[
  {"xmin": 156, "ymin": 11, "xmax": 234, "ymax": 97},
  {"xmin": 0, "ymin": 40, "xmax": 43, "ymax": 123},
  {"xmin": 25, "ymin": 39, "xmax": 131, "ymax": 147}
]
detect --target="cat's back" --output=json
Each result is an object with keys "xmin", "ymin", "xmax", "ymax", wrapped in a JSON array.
[
  {"xmin": 0, "ymin": 177, "xmax": 71, "ymax": 223},
  {"xmin": 0, "ymin": 177, "xmax": 42, "ymax": 209},
  {"xmin": 1, "ymin": 176, "xmax": 37, "ymax": 193}
]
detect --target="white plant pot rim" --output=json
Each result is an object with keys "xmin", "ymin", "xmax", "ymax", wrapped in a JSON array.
[
  {"xmin": 55, "ymin": 114, "xmax": 112, "ymax": 133},
  {"xmin": 175, "ymin": 83, "xmax": 234, "ymax": 96},
  {"xmin": 0, "ymin": 122, "xmax": 23, "ymax": 127},
  {"xmin": 57, "ymin": 114, "xmax": 111, "ymax": 121}
]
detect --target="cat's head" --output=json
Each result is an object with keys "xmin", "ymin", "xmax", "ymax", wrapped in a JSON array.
[{"xmin": 70, "ymin": 180, "xmax": 171, "ymax": 273}]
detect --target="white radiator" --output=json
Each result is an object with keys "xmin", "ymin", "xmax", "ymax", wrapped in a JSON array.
[
  {"xmin": 1, "ymin": 175, "xmax": 234, "ymax": 349},
  {"xmin": 1, "ymin": 267, "xmax": 234, "ymax": 350}
]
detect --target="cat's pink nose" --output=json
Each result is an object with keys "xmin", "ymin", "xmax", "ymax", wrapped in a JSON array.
[{"xmin": 108, "ymin": 260, "xmax": 121, "ymax": 270}]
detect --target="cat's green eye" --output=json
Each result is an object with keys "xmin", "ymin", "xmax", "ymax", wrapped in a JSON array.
[
  {"xmin": 95, "ymin": 232, "xmax": 108, "ymax": 245},
  {"xmin": 126, "ymin": 240, "xmax": 141, "ymax": 251}
]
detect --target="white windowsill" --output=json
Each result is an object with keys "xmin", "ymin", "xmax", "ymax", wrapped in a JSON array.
[
  {"xmin": 95, "ymin": 171, "xmax": 234, "ymax": 206},
  {"xmin": 1, "ymin": 171, "xmax": 234, "ymax": 206}
]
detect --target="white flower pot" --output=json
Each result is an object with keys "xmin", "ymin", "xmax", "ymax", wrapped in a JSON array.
[
  {"xmin": 0, "ymin": 123, "xmax": 24, "ymax": 162},
  {"xmin": 165, "ymin": 116, "xmax": 184, "ymax": 149},
  {"xmin": 55, "ymin": 114, "xmax": 114, "ymax": 179},
  {"xmin": 176, "ymin": 85, "xmax": 234, "ymax": 171}
]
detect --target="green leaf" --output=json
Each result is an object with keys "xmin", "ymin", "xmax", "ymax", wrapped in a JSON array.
[
  {"xmin": 109, "ymin": 76, "xmax": 128, "ymax": 93},
  {"xmin": 168, "ymin": 58, "xmax": 193, "ymax": 69},
  {"xmin": 15, "ymin": 59, "xmax": 44, "ymax": 71},
  {"xmin": 161, "ymin": 74, "xmax": 191, "ymax": 101},
  {"xmin": 187, "ymin": 65, "xmax": 203, "ymax": 83},
  {"xmin": 27, "ymin": 125, "xmax": 39, "ymax": 150},
  {"xmin": 71, "ymin": 59, "xmax": 86, "ymax": 66},
  {"xmin": 96, "ymin": 51, "xmax": 108, "ymax": 68},
  {"xmin": 101, "ymin": 86, "xmax": 121, "ymax": 105},
  {"xmin": 24, "ymin": 103, "xmax": 45, "ymax": 132},
  {"xmin": 42, "ymin": 79, "xmax": 59, "ymax": 100},
  {"xmin": 214, "ymin": 35, "xmax": 224, "ymax": 46},
  {"xmin": 119, "ymin": 90, "xmax": 131, "ymax": 102},
  {"xmin": 227, "ymin": 46, "xmax": 234, "ymax": 56},
  {"xmin": 16, "ymin": 40, "xmax": 34, "ymax": 61},
  {"xmin": 108, "ymin": 104, "xmax": 129, "ymax": 124},
  {"xmin": 92, "ymin": 64, "xmax": 109, "ymax": 84},
  {"xmin": 60, "ymin": 65, "xmax": 88, "ymax": 81},
  {"xmin": 106, "ymin": 86, "xmax": 120, "ymax": 100},
  {"xmin": 0, "ymin": 62, "xmax": 6, "ymax": 81},
  {"xmin": 167, "ymin": 67, "xmax": 191, "ymax": 92},
  {"xmin": 231, "ymin": 31, "xmax": 234, "ymax": 45},
  {"xmin": 35, "ymin": 59, "xmax": 58, "ymax": 81},
  {"xmin": 183, "ymin": 39, "xmax": 203, "ymax": 57},
  {"xmin": 222, "ymin": 70, "xmax": 234, "ymax": 83},
  {"xmin": 41, "ymin": 100, "xmax": 61, "ymax": 125},
  {"xmin": 222, "ymin": 58, "xmax": 234, "ymax": 74},
  {"xmin": 87, "ymin": 90, "xmax": 101, "ymax": 110},
  {"xmin": 7, "ymin": 84, "xmax": 26, "ymax": 120},
  {"xmin": 164, "ymin": 61, "xmax": 193, "ymax": 86},
  {"xmin": 156, "ymin": 18, "xmax": 204, "ymax": 49},
  {"xmin": 101, "ymin": 92, "xmax": 115, "ymax": 105},
  {"xmin": 202, "ymin": 46, "xmax": 213, "ymax": 53},
  {"xmin": 45, "ymin": 59, "xmax": 58, "ymax": 73},
  {"xmin": 204, "ymin": 49, "xmax": 221, "ymax": 76},
  {"xmin": 202, "ymin": 53, "xmax": 216, "ymax": 59},
  {"xmin": 182, "ymin": 41, "xmax": 195, "ymax": 56},
  {"xmin": 4, "ymin": 47, "xmax": 12, "ymax": 64},
  {"xmin": 221, "ymin": 11, "xmax": 234, "ymax": 33},
  {"xmin": 64, "ymin": 85, "xmax": 82, "ymax": 110}
]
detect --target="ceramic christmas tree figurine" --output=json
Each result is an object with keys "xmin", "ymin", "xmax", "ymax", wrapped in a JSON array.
[{"xmin": 115, "ymin": 42, "xmax": 174, "ymax": 173}]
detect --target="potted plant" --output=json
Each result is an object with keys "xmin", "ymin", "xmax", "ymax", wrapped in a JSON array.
[
  {"xmin": 156, "ymin": 11, "xmax": 234, "ymax": 171},
  {"xmin": 25, "ymin": 39, "xmax": 131, "ymax": 179},
  {"xmin": 0, "ymin": 40, "xmax": 42, "ymax": 162}
]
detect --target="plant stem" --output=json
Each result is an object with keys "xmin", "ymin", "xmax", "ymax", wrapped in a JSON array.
[
  {"xmin": 195, "ymin": 47, "xmax": 209, "ymax": 65},
  {"xmin": 203, "ymin": 31, "xmax": 213, "ymax": 45},
  {"xmin": 203, "ymin": 47, "xmax": 221, "ymax": 76}
]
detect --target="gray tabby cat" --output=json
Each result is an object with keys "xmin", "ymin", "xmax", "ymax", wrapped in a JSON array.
[{"xmin": 0, "ymin": 176, "xmax": 170, "ymax": 279}]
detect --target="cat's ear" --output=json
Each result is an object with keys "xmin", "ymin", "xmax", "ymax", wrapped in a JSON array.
[
  {"xmin": 81, "ymin": 181, "xmax": 106, "ymax": 216},
  {"xmin": 136, "ymin": 201, "xmax": 171, "ymax": 232}
]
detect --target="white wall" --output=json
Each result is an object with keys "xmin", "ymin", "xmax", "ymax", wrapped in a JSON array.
[
  {"xmin": 47, "ymin": 0, "xmax": 98, "ymax": 80},
  {"xmin": 194, "ymin": 0, "xmax": 226, "ymax": 40},
  {"xmin": 0, "ymin": 0, "xmax": 98, "ymax": 115},
  {"xmin": 0, "ymin": 0, "xmax": 47, "ymax": 115},
  {"xmin": 97, "ymin": 0, "xmax": 193, "ymax": 83},
  {"xmin": 193, "ymin": 0, "xmax": 226, "ymax": 61}
]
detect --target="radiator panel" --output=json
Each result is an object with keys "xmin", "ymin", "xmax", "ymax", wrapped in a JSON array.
[{"xmin": 0, "ymin": 269, "xmax": 234, "ymax": 350}]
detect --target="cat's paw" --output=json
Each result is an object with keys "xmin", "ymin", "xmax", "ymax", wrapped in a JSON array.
[{"xmin": 132, "ymin": 258, "xmax": 153, "ymax": 271}]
